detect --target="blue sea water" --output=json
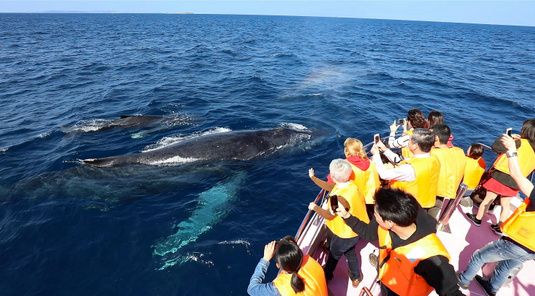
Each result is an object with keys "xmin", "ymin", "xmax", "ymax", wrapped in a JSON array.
[{"xmin": 1, "ymin": 13, "xmax": 535, "ymax": 295}]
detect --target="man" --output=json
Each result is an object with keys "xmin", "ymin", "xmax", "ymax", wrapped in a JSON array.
[
  {"xmin": 429, "ymin": 124, "xmax": 467, "ymax": 219},
  {"xmin": 458, "ymin": 134, "xmax": 535, "ymax": 296},
  {"xmin": 337, "ymin": 187, "xmax": 464, "ymax": 296},
  {"xmin": 372, "ymin": 128, "xmax": 440, "ymax": 210},
  {"xmin": 308, "ymin": 159, "xmax": 369, "ymax": 287}
]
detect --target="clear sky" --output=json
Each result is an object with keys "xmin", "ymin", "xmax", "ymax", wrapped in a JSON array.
[{"xmin": 1, "ymin": 1, "xmax": 534, "ymax": 27}]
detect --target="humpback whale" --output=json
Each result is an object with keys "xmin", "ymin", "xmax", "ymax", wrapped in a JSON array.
[
  {"xmin": 82, "ymin": 127, "xmax": 313, "ymax": 167},
  {"xmin": 61, "ymin": 114, "xmax": 197, "ymax": 135},
  {"xmin": 61, "ymin": 115, "xmax": 167, "ymax": 132}
]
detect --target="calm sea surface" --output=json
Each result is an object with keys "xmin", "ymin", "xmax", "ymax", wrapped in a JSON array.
[{"xmin": 1, "ymin": 13, "xmax": 534, "ymax": 295}]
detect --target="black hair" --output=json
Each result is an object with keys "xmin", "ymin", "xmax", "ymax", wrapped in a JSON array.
[
  {"xmin": 411, "ymin": 128, "xmax": 435, "ymax": 152},
  {"xmin": 521, "ymin": 119, "xmax": 535, "ymax": 141},
  {"xmin": 432, "ymin": 124, "xmax": 451, "ymax": 145},
  {"xmin": 468, "ymin": 143, "xmax": 484, "ymax": 159},
  {"xmin": 275, "ymin": 236, "xmax": 305, "ymax": 293},
  {"xmin": 407, "ymin": 109, "xmax": 428, "ymax": 129},
  {"xmin": 374, "ymin": 188, "xmax": 418, "ymax": 227},
  {"xmin": 427, "ymin": 110, "xmax": 444, "ymax": 128}
]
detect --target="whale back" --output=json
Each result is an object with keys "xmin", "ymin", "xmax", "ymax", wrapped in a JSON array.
[{"xmin": 82, "ymin": 127, "xmax": 312, "ymax": 167}]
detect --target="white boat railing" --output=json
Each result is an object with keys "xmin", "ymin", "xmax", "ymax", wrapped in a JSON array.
[{"xmin": 295, "ymin": 189, "xmax": 328, "ymax": 242}]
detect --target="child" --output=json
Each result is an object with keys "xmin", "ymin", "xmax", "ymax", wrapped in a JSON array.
[{"xmin": 463, "ymin": 143, "xmax": 486, "ymax": 197}]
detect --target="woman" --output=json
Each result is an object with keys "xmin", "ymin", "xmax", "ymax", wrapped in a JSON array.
[
  {"xmin": 462, "ymin": 143, "xmax": 486, "ymax": 197},
  {"xmin": 388, "ymin": 108, "xmax": 428, "ymax": 159},
  {"xmin": 247, "ymin": 236, "xmax": 328, "ymax": 296},
  {"xmin": 466, "ymin": 119, "xmax": 535, "ymax": 234},
  {"xmin": 427, "ymin": 110, "xmax": 454, "ymax": 147}
]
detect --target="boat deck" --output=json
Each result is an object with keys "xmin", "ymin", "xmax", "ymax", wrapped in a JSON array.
[{"xmin": 297, "ymin": 195, "xmax": 535, "ymax": 296}]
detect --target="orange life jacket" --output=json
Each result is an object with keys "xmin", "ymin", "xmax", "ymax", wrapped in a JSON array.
[
  {"xmin": 273, "ymin": 255, "xmax": 328, "ymax": 296},
  {"xmin": 501, "ymin": 198, "xmax": 535, "ymax": 252},
  {"xmin": 431, "ymin": 146, "xmax": 467, "ymax": 199},
  {"xmin": 494, "ymin": 138, "xmax": 535, "ymax": 177},
  {"xmin": 377, "ymin": 228, "xmax": 451, "ymax": 296},
  {"xmin": 463, "ymin": 156, "xmax": 486, "ymax": 190},
  {"xmin": 347, "ymin": 160, "xmax": 380, "ymax": 204},
  {"xmin": 401, "ymin": 129, "xmax": 414, "ymax": 159},
  {"xmin": 326, "ymin": 182, "xmax": 370, "ymax": 238},
  {"xmin": 390, "ymin": 156, "xmax": 440, "ymax": 208}
]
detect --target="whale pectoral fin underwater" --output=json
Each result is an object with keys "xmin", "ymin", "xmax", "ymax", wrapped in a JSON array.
[{"xmin": 152, "ymin": 172, "xmax": 246, "ymax": 270}]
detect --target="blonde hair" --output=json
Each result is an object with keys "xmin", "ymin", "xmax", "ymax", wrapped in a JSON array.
[{"xmin": 344, "ymin": 138, "xmax": 368, "ymax": 160}]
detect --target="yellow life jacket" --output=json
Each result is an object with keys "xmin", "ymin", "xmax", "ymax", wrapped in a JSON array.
[
  {"xmin": 463, "ymin": 157, "xmax": 486, "ymax": 190},
  {"xmin": 501, "ymin": 198, "xmax": 535, "ymax": 252},
  {"xmin": 390, "ymin": 156, "xmax": 440, "ymax": 208},
  {"xmin": 273, "ymin": 255, "xmax": 328, "ymax": 296},
  {"xmin": 326, "ymin": 182, "xmax": 370, "ymax": 238},
  {"xmin": 401, "ymin": 129, "xmax": 414, "ymax": 159},
  {"xmin": 347, "ymin": 160, "xmax": 380, "ymax": 204},
  {"xmin": 494, "ymin": 138, "xmax": 535, "ymax": 177},
  {"xmin": 377, "ymin": 228, "xmax": 451, "ymax": 296},
  {"xmin": 431, "ymin": 146, "xmax": 467, "ymax": 199}
]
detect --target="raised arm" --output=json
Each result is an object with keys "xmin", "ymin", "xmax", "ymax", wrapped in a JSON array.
[
  {"xmin": 308, "ymin": 168, "xmax": 335, "ymax": 192},
  {"xmin": 501, "ymin": 135, "xmax": 534, "ymax": 197},
  {"xmin": 336, "ymin": 204, "xmax": 379, "ymax": 241}
]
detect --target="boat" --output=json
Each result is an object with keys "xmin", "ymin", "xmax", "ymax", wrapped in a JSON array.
[{"xmin": 295, "ymin": 146, "xmax": 535, "ymax": 296}]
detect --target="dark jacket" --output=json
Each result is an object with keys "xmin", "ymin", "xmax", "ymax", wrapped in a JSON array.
[{"xmin": 343, "ymin": 207, "xmax": 464, "ymax": 296}]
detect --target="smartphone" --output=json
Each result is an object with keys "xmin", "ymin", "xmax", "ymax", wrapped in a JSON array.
[
  {"xmin": 330, "ymin": 195, "xmax": 338, "ymax": 212},
  {"xmin": 506, "ymin": 128, "xmax": 512, "ymax": 137},
  {"xmin": 374, "ymin": 134, "xmax": 380, "ymax": 144},
  {"xmin": 397, "ymin": 118, "xmax": 404, "ymax": 125}
]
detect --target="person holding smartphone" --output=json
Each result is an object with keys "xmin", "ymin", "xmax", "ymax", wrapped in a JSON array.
[
  {"xmin": 465, "ymin": 119, "xmax": 535, "ymax": 234},
  {"xmin": 388, "ymin": 109, "xmax": 428, "ymax": 160},
  {"xmin": 372, "ymin": 128, "xmax": 441, "ymax": 211},
  {"xmin": 336, "ymin": 188, "xmax": 464, "ymax": 296},
  {"xmin": 458, "ymin": 134, "xmax": 535, "ymax": 296},
  {"xmin": 247, "ymin": 236, "xmax": 328, "ymax": 296},
  {"xmin": 308, "ymin": 159, "xmax": 369, "ymax": 287}
]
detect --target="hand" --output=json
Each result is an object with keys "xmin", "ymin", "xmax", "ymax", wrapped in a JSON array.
[
  {"xmin": 376, "ymin": 140, "xmax": 387, "ymax": 152},
  {"xmin": 390, "ymin": 120, "xmax": 399, "ymax": 133},
  {"xmin": 501, "ymin": 134, "xmax": 517, "ymax": 152},
  {"xmin": 336, "ymin": 202, "xmax": 350, "ymax": 219},
  {"xmin": 262, "ymin": 241, "xmax": 277, "ymax": 261},
  {"xmin": 402, "ymin": 118, "xmax": 408, "ymax": 132},
  {"xmin": 370, "ymin": 143, "xmax": 379, "ymax": 155},
  {"xmin": 308, "ymin": 168, "xmax": 315, "ymax": 179},
  {"xmin": 308, "ymin": 202, "xmax": 317, "ymax": 211}
]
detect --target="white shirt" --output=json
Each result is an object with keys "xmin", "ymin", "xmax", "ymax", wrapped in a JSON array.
[{"xmin": 372, "ymin": 150, "xmax": 432, "ymax": 182}]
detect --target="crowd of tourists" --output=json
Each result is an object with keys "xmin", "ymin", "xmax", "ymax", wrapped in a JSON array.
[{"xmin": 247, "ymin": 109, "xmax": 535, "ymax": 296}]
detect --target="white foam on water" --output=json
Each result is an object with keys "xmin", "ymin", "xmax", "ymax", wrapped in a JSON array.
[
  {"xmin": 148, "ymin": 156, "xmax": 201, "ymax": 166},
  {"xmin": 142, "ymin": 127, "xmax": 232, "ymax": 153},
  {"xmin": 279, "ymin": 122, "xmax": 308, "ymax": 131},
  {"xmin": 61, "ymin": 119, "xmax": 111, "ymax": 133},
  {"xmin": 157, "ymin": 252, "xmax": 214, "ymax": 270}
]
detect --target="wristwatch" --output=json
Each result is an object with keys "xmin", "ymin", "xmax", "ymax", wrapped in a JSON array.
[{"xmin": 505, "ymin": 151, "xmax": 518, "ymax": 158}]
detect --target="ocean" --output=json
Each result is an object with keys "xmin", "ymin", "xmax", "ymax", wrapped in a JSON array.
[{"xmin": 1, "ymin": 13, "xmax": 534, "ymax": 295}]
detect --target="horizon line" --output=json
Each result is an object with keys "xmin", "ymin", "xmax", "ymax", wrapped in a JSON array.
[{"xmin": 0, "ymin": 11, "xmax": 533, "ymax": 28}]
